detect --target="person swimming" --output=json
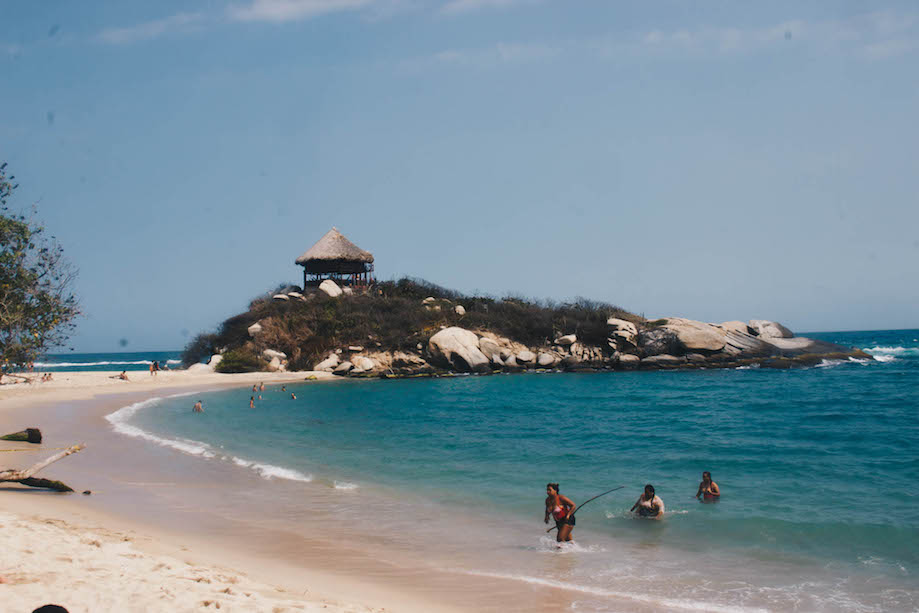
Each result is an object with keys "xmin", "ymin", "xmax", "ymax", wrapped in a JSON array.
[
  {"xmin": 631, "ymin": 484, "xmax": 665, "ymax": 519},
  {"xmin": 695, "ymin": 471, "xmax": 720, "ymax": 501},
  {"xmin": 544, "ymin": 483, "xmax": 576, "ymax": 542},
  {"xmin": 249, "ymin": 396, "xmax": 255, "ymax": 409},
  {"xmin": 193, "ymin": 400, "xmax": 203, "ymax": 413}
]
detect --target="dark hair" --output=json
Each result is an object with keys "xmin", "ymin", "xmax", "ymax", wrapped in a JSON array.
[
  {"xmin": 33, "ymin": 606, "xmax": 70, "ymax": 613},
  {"xmin": 702, "ymin": 471, "xmax": 711, "ymax": 480},
  {"xmin": 644, "ymin": 484, "xmax": 655, "ymax": 496},
  {"xmin": 546, "ymin": 482, "xmax": 560, "ymax": 493}
]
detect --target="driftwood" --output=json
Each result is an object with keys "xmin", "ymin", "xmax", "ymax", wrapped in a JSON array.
[
  {"xmin": 0, "ymin": 444, "xmax": 85, "ymax": 492},
  {"xmin": 1, "ymin": 428, "xmax": 43, "ymax": 443}
]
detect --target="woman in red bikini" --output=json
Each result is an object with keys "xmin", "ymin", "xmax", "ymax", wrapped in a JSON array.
[
  {"xmin": 695, "ymin": 471, "xmax": 720, "ymax": 502},
  {"xmin": 544, "ymin": 482, "xmax": 576, "ymax": 542}
]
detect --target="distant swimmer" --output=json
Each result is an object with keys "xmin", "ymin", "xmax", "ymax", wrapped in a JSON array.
[
  {"xmin": 544, "ymin": 483, "xmax": 576, "ymax": 542},
  {"xmin": 252, "ymin": 384, "xmax": 257, "ymax": 392},
  {"xmin": 259, "ymin": 381, "xmax": 265, "ymax": 392},
  {"xmin": 290, "ymin": 392, "xmax": 296, "ymax": 400},
  {"xmin": 249, "ymin": 396, "xmax": 255, "ymax": 409},
  {"xmin": 281, "ymin": 385, "xmax": 286, "ymax": 392},
  {"xmin": 631, "ymin": 484, "xmax": 664, "ymax": 519},
  {"xmin": 193, "ymin": 400, "xmax": 203, "ymax": 413},
  {"xmin": 696, "ymin": 471, "xmax": 720, "ymax": 501}
]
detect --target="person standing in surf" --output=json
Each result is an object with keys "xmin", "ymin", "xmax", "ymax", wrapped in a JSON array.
[
  {"xmin": 695, "ymin": 471, "xmax": 720, "ymax": 501},
  {"xmin": 544, "ymin": 483, "xmax": 576, "ymax": 542},
  {"xmin": 631, "ymin": 484, "xmax": 665, "ymax": 519}
]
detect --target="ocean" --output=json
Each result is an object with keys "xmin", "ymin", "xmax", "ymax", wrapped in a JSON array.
[
  {"xmin": 106, "ymin": 330, "xmax": 918, "ymax": 612},
  {"xmin": 36, "ymin": 351, "xmax": 183, "ymax": 372}
]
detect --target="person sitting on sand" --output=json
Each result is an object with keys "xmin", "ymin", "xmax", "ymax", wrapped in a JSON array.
[
  {"xmin": 110, "ymin": 370, "xmax": 129, "ymax": 381},
  {"xmin": 695, "ymin": 471, "xmax": 720, "ymax": 501},
  {"xmin": 544, "ymin": 482, "xmax": 576, "ymax": 542},
  {"xmin": 249, "ymin": 396, "xmax": 255, "ymax": 409},
  {"xmin": 193, "ymin": 400, "xmax": 203, "ymax": 413},
  {"xmin": 631, "ymin": 484, "xmax": 664, "ymax": 519}
]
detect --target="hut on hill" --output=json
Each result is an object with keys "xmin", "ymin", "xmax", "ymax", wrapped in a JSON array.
[{"xmin": 295, "ymin": 227, "xmax": 375, "ymax": 289}]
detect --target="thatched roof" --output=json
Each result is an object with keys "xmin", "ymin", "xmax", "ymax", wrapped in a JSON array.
[{"xmin": 295, "ymin": 227, "xmax": 374, "ymax": 265}]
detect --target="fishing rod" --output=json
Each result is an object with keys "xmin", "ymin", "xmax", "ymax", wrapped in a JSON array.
[{"xmin": 547, "ymin": 485, "xmax": 624, "ymax": 532}]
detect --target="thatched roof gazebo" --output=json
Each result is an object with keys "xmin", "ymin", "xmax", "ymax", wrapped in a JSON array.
[{"xmin": 295, "ymin": 227, "xmax": 375, "ymax": 289}]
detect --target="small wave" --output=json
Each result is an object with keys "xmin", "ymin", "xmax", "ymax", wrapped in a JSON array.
[
  {"xmin": 35, "ymin": 358, "xmax": 182, "ymax": 367},
  {"xmin": 105, "ymin": 398, "xmax": 216, "ymax": 458},
  {"xmin": 456, "ymin": 570, "xmax": 767, "ymax": 613},
  {"xmin": 333, "ymin": 480, "xmax": 358, "ymax": 490},
  {"xmin": 231, "ymin": 457, "xmax": 313, "ymax": 482},
  {"xmin": 735, "ymin": 364, "xmax": 760, "ymax": 370},
  {"xmin": 865, "ymin": 345, "xmax": 919, "ymax": 361},
  {"xmin": 535, "ymin": 536, "xmax": 605, "ymax": 554}
]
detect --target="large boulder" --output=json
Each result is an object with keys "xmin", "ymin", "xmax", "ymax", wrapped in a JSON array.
[
  {"xmin": 267, "ymin": 356, "xmax": 282, "ymax": 372},
  {"xmin": 319, "ymin": 279, "xmax": 343, "ymax": 298},
  {"xmin": 662, "ymin": 318, "xmax": 726, "ymax": 352},
  {"xmin": 723, "ymin": 330, "xmax": 771, "ymax": 356},
  {"xmin": 247, "ymin": 322, "xmax": 263, "ymax": 337},
  {"xmin": 428, "ymin": 327, "xmax": 491, "ymax": 372},
  {"xmin": 555, "ymin": 334, "xmax": 577, "ymax": 346},
  {"xmin": 642, "ymin": 354, "xmax": 685, "ymax": 366},
  {"xmin": 208, "ymin": 354, "xmax": 223, "ymax": 368},
  {"xmin": 516, "ymin": 350, "xmax": 536, "ymax": 364},
  {"xmin": 638, "ymin": 327, "xmax": 681, "ymax": 357},
  {"xmin": 455, "ymin": 305, "xmax": 466, "ymax": 316},
  {"xmin": 334, "ymin": 361, "xmax": 353, "ymax": 374},
  {"xmin": 608, "ymin": 318, "xmax": 638, "ymax": 349},
  {"xmin": 537, "ymin": 352, "xmax": 560, "ymax": 367},
  {"xmin": 314, "ymin": 354, "xmax": 340, "ymax": 372},
  {"xmin": 619, "ymin": 354, "xmax": 640, "ymax": 366},
  {"xmin": 262, "ymin": 349, "xmax": 287, "ymax": 361},
  {"xmin": 720, "ymin": 320, "xmax": 753, "ymax": 335},
  {"xmin": 748, "ymin": 320, "xmax": 794, "ymax": 339},
  {"xmin": 478, "ymin": 337, "xmax": 503, "ymax": 363},
  {"xmin": 272, "ymin": 294, "xmax": 289, "ymax": 301},
  {"xmin": 351, "ymin": 356, "xmax": 376, "ymax": 372}
]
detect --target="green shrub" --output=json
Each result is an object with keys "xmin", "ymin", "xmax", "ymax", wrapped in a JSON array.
[{"xmin": 215, "ymin": 348, "xmax": 263, "ymax": 373}]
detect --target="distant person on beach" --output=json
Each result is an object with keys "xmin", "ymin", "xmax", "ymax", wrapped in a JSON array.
[
  {"xmin": 631, "ymin": 484, "xmax": 664, "ymax": 519},
  {"xmin": 111, "ymin": 371, "xmax": 129, "ymax": 381},
  {"xmin": 249, "ymin": 396, "xmax": 255, "ymax": 409},
  {"xmin": 193, "ymin": 400, "xmax": 203, "ymax": 413},
  {"xmin": 162, "ymin": 361, "xmax": 170, "ymax": 371},
  {"xmin": 149, "ymin": 361, "xmax": 156, "ymax": 376},
  {"xmin": 544, "ymin": 483, "xmax": 576, "ymax": 542},
  {"xmin": 695, "ymin": 471, "xmax": 720, "ymax": 501}
]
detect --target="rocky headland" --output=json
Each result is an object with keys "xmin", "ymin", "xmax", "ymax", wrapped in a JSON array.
[{"xmin": 184, "ymin": 278, "xmax": 870, "ymax": 377}]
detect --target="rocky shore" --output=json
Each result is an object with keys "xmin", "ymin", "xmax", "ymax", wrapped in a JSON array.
[{"xmin": 203, "ymin": 282, "xmax": 869, "ymax": 378}]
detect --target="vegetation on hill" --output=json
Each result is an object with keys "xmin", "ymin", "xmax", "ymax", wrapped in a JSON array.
[{"xmin": 183, "ymin": 277, "xmax": 641, "ymax": 372}]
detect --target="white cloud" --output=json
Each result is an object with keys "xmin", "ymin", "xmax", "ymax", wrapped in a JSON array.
[
  {"xmin": 227, "ymin": 0, "xmax": 375, "ymax": 22},
  {"xmin": 405, "ymin": 41, "xmax": 558, "ymax": 70},
  {"xmin": 440, "ymin": 0, "xmax": 535, "ymax": 15},
  {"xmin": 96, "ymin": 13, "xmax": 204, "ymax": 45}
]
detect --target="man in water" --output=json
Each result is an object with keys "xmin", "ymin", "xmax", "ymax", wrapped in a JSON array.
[
  {"xmin": 249, "ymin": 396, "xmax": 255, "ymax": 409},
  {"xmin": 193, "ymin": 400, "xmax": 203, "ymax": 413},
  {"xmin": 631, "ymin": 484, "xmax": 664, "ymax": 519},
  {"xmin": 695, "ymin": 471, "xmax": 720, "ymax": 501},
  {"xmin": 290, "ymin": 392, "xmax": 296, "ymax": 400}
]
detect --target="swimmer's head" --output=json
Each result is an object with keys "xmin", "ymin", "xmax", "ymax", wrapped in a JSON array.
[
  {"xmin": 702, "ymin": 471, "xmax": 711, "ymax": 481},
  {"xmin": 644, "ymin": 484, "xmax": 655, "ymax": 497},
  {"xmin": 546, "ymin": 483, "xmax": 560, "ymax": 494}
]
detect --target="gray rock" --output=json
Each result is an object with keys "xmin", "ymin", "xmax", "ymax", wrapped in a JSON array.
[
  {"xmin": 662, "ymin": 318, "xmax": 726, "ymax": 352},
  {"xmin": 455, "ymin": 305, "xmax": 466, "ymax": 316},
  {"xmin": 619, "ymin": 354, "xmax": 640, "ymax": 365},
  {"xmin": 749, "ymin": 320, "xmax": 794, "ymax": 339},
  {"xmin": 639, "ymin": 327, "xmax": 681, "ymax": 356},
  {"xmin": 272, "ymin": 294, "xmax": 289, "ymax": 301},
  {"xmin": 287, "ymin": 291, "xmax": 304, "ymax": 300},
  {"xmin": 720, "ymin": 320, "xmax": 753, "ymax": 335},
  {"xmin": 555, "ymin": 334, "xmax": 577, "ymax": 346},
  {"xmin": 351, "ymin": 356, "xmax": 375, "ymax": 372},
  {"xmin": 537, "ymin": 352, "xmax": 559, "ymax": 367},
  {"xmin": 348, "ymin": 346, "xmax": 364, "ymax": 352},
  {"xmin": 334, "ymin": 361, "xmax": 354, "ymax": 374},
  {"xmin": 516, "ymin": 350, "xmax": 536, "ymax": 363},
  {"xmin": 262, "ymin": 349, "xmax": 287, "ymax": 361},
  {"xmin": 314, "ymin": 354, "xmax": 340, "ymax": 372},
  {"xmin": 247, "ymin": 323, "xmax": 263, "ymax": 337},
  {"xmin": 642, "ymin": 354, "xmax": 685, "ymax": 365},
  {"xmin": 267, "ymin": 356, "xmax": 282, "ymax": 372},
  {"xmin": 428, "ymin": 327, "xmax": 491, "ymax": 372},
  {"xmin": 478, "ymin": 337, "xmax": 503, "ymax": 363},
  {"xmin": 319, "ymin": 279, "xmax": 343, "ymax": 298},
  {"xmin": 422, "ymin": 296, "xmax": 436, "ymax": 305},
  {"xmin": 607, "ymin": 318, "xmax": 638, "ymax": 348}
]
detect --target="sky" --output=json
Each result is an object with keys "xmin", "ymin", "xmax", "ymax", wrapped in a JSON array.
[{"xmin": 1, "ymin": 0, "xmax": 917, "ymax": 352}]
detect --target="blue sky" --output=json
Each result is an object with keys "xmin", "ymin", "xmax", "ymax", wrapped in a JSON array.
[{"xmin": 2, "ymin": 1, "xmax": 917, "ymax": 352}]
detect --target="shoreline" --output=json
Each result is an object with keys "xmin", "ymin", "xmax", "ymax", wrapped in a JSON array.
[
  {"xmin": 0, "ymin": 371, "xmax": 598, "ymax": 613},
  {"xmin": 0, "ymin": 372, "xmax": 470, "ymax": 613}
]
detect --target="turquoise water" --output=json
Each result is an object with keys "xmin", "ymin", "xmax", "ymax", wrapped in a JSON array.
[
  {"xmin": 112, "ymin": 330, "xmax": 919, "ymax": 611},
  {"xmin": 37, "ymin": 350, "xmax": 182, "ymax": 371}
]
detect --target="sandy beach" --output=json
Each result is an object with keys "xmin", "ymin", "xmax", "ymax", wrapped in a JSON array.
[{"xmin": 0, "ymin": 370, "xmax": 466, "ymax": 613}]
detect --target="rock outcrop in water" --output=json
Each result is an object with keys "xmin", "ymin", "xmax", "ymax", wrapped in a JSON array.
[{"xmin": 185, "ymin": 278, "xmax": 868, "ymax": 376}]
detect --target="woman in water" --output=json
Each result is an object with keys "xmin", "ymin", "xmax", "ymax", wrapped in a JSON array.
[
  {"xmin": 695, "ymin": 471, "xmax": 720, "ymax": 502},
  {"xmin": 544, "ymin": 483, "xmax": 576, "ymax": 542},
  {"xmin": 631, "ymin": 484, "xmax": 665, "ymax": 519}
]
